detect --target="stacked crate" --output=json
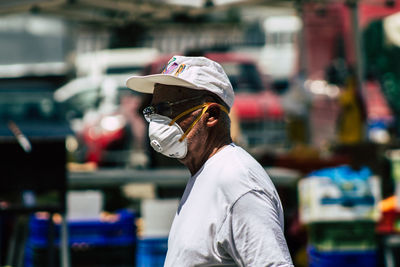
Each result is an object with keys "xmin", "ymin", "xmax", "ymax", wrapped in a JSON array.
[
  {"xmin": 298, "ymin": 165, "xmax": 381, "ymax": 267},
  {"xmin": 24, "ymin": 209, "xmax": 136, "ymax": 267}
]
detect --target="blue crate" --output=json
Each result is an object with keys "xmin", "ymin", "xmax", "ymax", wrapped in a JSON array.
[
  {"xmin": 28, "ymin": 209, "xmax": 136, "ymax": 247},
  {"xmin": 308, "ymin": 246, "xmax": 378, "ymax": 267},
  {"xmin": 25, "ymin": 209, "xmax": 137, "ymax": 267},
  {"xmin": 136, "ymin": 237, "xmax": 168, "ymax": 267}
]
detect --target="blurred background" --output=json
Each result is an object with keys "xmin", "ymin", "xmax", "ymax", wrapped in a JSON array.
[{"xmin": 1, "ymin": 0, "xmax": 400, "ymax": 266}]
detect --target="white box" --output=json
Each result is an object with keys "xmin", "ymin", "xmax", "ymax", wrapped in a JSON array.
[
  {"xmin": 67, "ymin": 190, "xmax": 103, "ymax": 221},
  {"xmin": 141, "ymin": 198, "xmax": 179, "ymax": 238}
]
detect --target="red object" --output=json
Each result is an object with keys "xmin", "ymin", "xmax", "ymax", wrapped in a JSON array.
[
  {"xmin": 360, "ymin": 1, "xmax": 400, "ymax": 28},
  {"xmin": 364, "ymin": 80, "xmax": 393, "ymax": 122},
  {"xmin": 377, "ymin": 210, "xmax": 400, "ymax": 234},
  {"xmin": 81, "ymin": 113, "xmax": 126, "ymax": 164},
  {"xmin": 377, "ymin": 196, "xmax": 400, "ymax": 234}
]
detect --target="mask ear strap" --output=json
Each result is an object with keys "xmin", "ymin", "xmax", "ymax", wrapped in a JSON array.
[
  {"xmin": 218, "ymin": 104, "xmax": 229, "ymax": 115},
  {"xmin": 177, "ymin": 103, "xmax": 229, "ymax": 142},
  {"xmin": 169, "ymin": 103, "xmax": 207, "ymax": 126},
  {"xmin": 178, "ymin": 104, "xmax": 210, "ymax": 142}
]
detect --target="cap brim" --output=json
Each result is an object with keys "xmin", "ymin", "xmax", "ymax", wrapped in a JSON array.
[{"xmin": 126, "ymin": 74, "xmax": 198, "ymax": 94}]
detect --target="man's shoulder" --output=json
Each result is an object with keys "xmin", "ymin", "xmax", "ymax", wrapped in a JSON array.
[
  {"xmin": 217, "ymin": 143, "xmax": 256, "ymax": 163},
  {"xmin": 218, "ymin": 144, "xmax": 264, "ymax": 175},
  {"xmin": 207, "ymin": 144, "xmax": 269, "ymax": 188}
]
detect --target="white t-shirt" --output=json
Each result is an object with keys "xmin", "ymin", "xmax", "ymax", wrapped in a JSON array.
[{"xmin": 164, "ymin": 143, "xmax": 294, "ymax": 267}]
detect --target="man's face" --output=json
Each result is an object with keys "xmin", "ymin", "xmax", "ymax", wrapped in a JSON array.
[
  {"xmin": 150, "ymin": 84, "xmax": 208, "ymax": 155},
  {"xmin": 152, "ymin": 84, "xmax": 205, "ymax": 125}
]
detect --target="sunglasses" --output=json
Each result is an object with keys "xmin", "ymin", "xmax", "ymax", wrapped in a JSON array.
[{"xmin": 143, "ymin": 95, "xmax": 205, "ymax": 122}]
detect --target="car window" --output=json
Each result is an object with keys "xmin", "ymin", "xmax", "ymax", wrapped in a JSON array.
[
  {"xmin": 61, "ymin": 89, "xmax": 100, "ymax": 119},
  {"xmin": 219, "ymin": 63, "xmax": 264, "ymax": 93},
  {"xmin": 106, "ymin": 66, "xmax": 144, "ymax": 75},
  {"xmin": 0, "ymin": 91, "xmax": 61, "ymax": 122}
]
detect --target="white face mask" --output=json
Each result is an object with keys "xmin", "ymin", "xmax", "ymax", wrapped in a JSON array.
[
  {"xmin": 148, "ymin": 114, "xmax": 188, "ymax": 159},
  {"xmin": 146, "ymin": 102, "xmax": 228, "ymax": 159}
]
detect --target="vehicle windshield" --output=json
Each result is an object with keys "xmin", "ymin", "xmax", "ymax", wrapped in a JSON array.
[
  {"xmin": 219, "ymin": 62, "xmax": 264, "ymax": 93},
  {"xmin": 0, "ymin": 89, "xmax": 62, "ymax": 123},
  {"xmin": 60, "ymin": 88, "xmax": 100, "ymax": 120}
]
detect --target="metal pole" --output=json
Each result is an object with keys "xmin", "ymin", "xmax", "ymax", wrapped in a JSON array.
[
  {"xmin": 60, "ymin": 213, "xmax": 70, "ymax": 267},
  {"xmin": 347, "ymin": 0, "xmax": 366, "ymax": 139},
  {"xmin": 347, "ymin": 0, "xmax": 365, "ymax": 97},
  {"xmin": 296, "ymin": 0, "xmax": 308, "ymax": 77}
]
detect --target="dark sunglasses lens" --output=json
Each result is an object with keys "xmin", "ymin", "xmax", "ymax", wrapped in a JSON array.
[{"xmin": 154, "ymin": 102, "xmax": 171, "ymax": 116}]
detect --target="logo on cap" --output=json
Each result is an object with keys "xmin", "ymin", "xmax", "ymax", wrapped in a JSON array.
[
  {"xmin": 162, "ymin": 61, "xmax": 178, "ymax": 75},
  {"xmin": 174, "ymin": 64, "xmax": 186, "ymax": 76},
  {"xmin": 162, "ymin": 58, "xmax": 187, "ymax": 77}
]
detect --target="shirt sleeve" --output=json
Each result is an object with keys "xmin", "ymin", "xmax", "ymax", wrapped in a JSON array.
[{"xmin": 221, "ymin": 190, "xmax": 294, "ymax": 267}]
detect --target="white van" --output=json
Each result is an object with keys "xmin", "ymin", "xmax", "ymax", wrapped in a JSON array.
[{"xmin": 75, "ymin": 47, "xmax": 159, "ymax": 77}]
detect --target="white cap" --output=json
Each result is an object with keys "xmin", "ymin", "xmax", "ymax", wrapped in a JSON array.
[{"xmin": 126, "ymin": 55, "xmax": 234, "ymax": 109}]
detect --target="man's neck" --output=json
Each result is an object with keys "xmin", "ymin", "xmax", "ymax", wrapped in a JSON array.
[{"xmin": 181, "ymin": 140, "xmax": 230, "ymax": 176}]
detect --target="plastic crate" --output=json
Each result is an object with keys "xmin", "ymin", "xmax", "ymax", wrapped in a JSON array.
[
  {"xmin": 298, "ymin": 174, "xmax": 381, "ymax": 224},
  {"xmin": 308, "ymin": 221, "xmax": 377, "ymax": 251},
  {"xmin": 25, "ymin": 209, "xmax": 136, "ymax": 267},
  {"xmin": 136, "ymin": 237, "xmax": 168, "ymax": 267},
  {"xmin": 308, "ymin": 246, "xmax": 378, "ymax": 267}
]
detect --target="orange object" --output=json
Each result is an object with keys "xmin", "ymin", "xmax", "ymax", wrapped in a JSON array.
[
  {"xmin": 380, "ymin": 195, "xmax": 397, "ymax": 212},
  {"xmin": 376, "ymin": 195, "xmax": 400, "ymax": 234}
]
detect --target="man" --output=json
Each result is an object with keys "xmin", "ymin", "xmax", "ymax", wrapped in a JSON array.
[{"xmin": 127, "ymin": 56, "xmax": 293, "ymax": 266}]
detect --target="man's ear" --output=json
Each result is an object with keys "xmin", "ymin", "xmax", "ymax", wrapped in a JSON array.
[{"xmin": 205, "ymin": 103, "xmax": 221, "ymax": 127}]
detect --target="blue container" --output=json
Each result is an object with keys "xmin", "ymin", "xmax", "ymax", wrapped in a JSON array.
[
  {"xmin": 136, "ymin": 237, "xmax": 168, "ymax": 267},
  {"xmin": 25, "ymin": 209, "xmax": 136, "ymax": 267},
  {"xmin": 28, "ymin": 209, "xmax": 136, "ymax": 247},
  {"xmin": 308, "ymin": 246, "xmax": 377, "ymax": 267}
]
